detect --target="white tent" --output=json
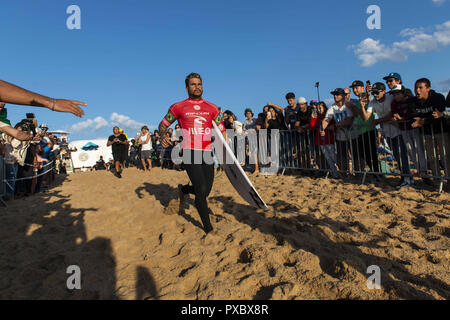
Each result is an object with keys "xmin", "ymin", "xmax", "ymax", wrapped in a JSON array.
[{"xmin": 69, "ymin": 138, "xmax": 114, "ymax": 169}]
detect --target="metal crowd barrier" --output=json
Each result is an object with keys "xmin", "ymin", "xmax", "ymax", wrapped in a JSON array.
[
  {"xmin": 0, "ymin": 155, "xmax": 6, "ymax": 206},
  {"xmin": 275, "ymin": 120, "xmax": 449, "ymax": 192},
  {"xmin": 221, "ymin": 120, "xmax": 449, "ymax": 193}
]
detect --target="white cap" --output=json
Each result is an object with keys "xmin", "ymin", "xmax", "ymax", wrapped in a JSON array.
[{"xmin": 298, "ymin": 97, "xmax": 307, "ymax": 104}]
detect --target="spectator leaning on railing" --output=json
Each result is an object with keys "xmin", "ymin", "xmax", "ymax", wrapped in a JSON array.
[
  {"xmin": 408, "ymin": 78, "xmax": 450, "ymax": 182},
  {"xmin": 243, "ymin": 108, "xmax": 259, "ymax": 174},
  {"xmin": 310, "ymin": 102, "xmax": 339, "ymax": 178},
  {"xmin": 383, "ymin": 72, "xmax": 413, "ymax": 97},
  {"xmin": 391, "ymin": 85, "xmax": 428, "ymax": 181},
  {"xmin": 284, "ymin": 92, "xmax": 299, "ymax": 130},
  {"xmin": 294, "ymin": 97, "xmax": 312, "ymax": 169},
  {"xmin": 369, "ymin": 83, "xmax": 412, "ymax": 188},
  {"xmin": 348, "ymin": 80, "xmax": 376, "ymax": 175},
  {"xmin": 322, "ymin": 88, "xmax": 357, "ymax": 174}
]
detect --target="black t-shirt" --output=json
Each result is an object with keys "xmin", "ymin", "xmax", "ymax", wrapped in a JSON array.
[
  {"xmin": 96, "ymin": 160, "xmax": 106, "ymax": 169},
  {"xmin": 296, "ymin": 107, "xmax": 312, "ymax": 127},
  {"xmin": 108, "ymin": 134, "xmax": 128, "ymax": 154},
  {"xmin": 268, "ymin": 110, "xmax": 287, "ymax": 131}
]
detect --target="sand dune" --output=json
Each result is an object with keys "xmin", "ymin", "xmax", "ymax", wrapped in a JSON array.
[{"xmin": 0, "ymin": 168, "xmax": 449, "ymax": 300}]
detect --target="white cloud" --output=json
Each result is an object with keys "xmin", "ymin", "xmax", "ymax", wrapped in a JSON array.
[
  {"xmin": 110, "ymin": 112, "xmax": 146, "ymax": 131},
  {"xmin": 432, "ymin": 0, "xmax": 445, "ymax": 6},
  {"xmin": 71, "ymin": 116, "xmax": 109, "ymax": 132},
  {"xmin": 351, "ymin": 20, "xmax": 450, "ymax": 67},
  {"xmin": 70, "ymin": 113, "xmax": 156, "ymax": 134}
]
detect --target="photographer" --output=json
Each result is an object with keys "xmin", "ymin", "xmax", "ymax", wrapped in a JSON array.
[
  {"xmin": 1, "ymin": 119, "xmax": 41, "ymax": 200},
  {"xmin": 107, "ymin": 126, "xmax": 128, "ymax": 178},
  {"xmin": 0, "ymin": 103, "xmax": 38, "ymax": 141}
]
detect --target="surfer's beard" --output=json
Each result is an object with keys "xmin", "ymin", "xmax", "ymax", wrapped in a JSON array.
[{"xmin": 190, "ymin": 89, "xmax": 203, "ymax": 99}]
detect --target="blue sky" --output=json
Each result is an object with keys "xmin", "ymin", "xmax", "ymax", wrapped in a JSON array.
[{"xmin": 1, "ymin": 0, "xmax": 449, "ymax": 141}]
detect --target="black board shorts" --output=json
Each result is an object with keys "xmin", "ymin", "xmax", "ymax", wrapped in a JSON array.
[{"xmin": 113, "ymin": 150, "xmax": 127, "ymax": 163}]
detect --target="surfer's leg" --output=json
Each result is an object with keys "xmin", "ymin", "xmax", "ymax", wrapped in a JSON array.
[{"xmin": 183, "ymin": 162, "xmax": 213, "ymax": 233}]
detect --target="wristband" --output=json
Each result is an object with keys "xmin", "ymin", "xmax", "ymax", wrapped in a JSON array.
[{"xmin": 51, "ymin": 99, "xmax": 56, "ymax": 111}]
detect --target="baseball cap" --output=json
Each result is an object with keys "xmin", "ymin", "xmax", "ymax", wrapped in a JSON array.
[
  {"xmin": 383, "ymin": 72, "xmax": 402, "ymax": 81},
  {"xmin": 298, "ymin": 97, "xmax": 307, "ymax": 104},
  {"xmin": 371, "ymin": 82, "xmax": 386, "ymax": 91},
  {"xmin": 330, "ymin": 88, "xmax": 346, "ymax": 96},
  {"xmin": 310, "ymin": 99, "xmax": 318, "ymax": 105},
  {"xmin": 389, "ymin": 84, "xmax": 405, "ymax": 94},
  {"xmin": 350, "ymin": 80, "xmax": 364, "ymax": 88}
]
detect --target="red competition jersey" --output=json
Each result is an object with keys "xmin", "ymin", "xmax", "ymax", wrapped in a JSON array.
[{"xmin": 160, "ymin": 98, "xmax": 226, "ymax": 151}]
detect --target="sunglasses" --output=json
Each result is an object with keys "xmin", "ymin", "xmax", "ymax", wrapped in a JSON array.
[
  {"xmin": 386, "ymin": 79, "xmax": 395, "ymax": 83},
  {"xmin": 371, "ymin": 90, "xmax": 381, "ymax": 95}
]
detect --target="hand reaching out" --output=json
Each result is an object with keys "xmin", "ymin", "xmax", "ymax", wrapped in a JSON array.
[{"xmin": 52, "ymin": 99, "xmax": 87, "ymax": 117}]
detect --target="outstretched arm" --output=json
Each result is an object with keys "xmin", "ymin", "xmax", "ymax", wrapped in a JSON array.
[
  {"xmin": 0, "ymin": 80, "xmax": 86, "ymax": 117},
  {"xmin": 0, "ymin": 125, "xmax": 34, "ymax": 141}
]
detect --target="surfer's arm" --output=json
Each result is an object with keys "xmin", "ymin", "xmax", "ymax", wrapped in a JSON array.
[{"xmin": 0, "ymin": 80, "xmax": 86, "ymax": 117}]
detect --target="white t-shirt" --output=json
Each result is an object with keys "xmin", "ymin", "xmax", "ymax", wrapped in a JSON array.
[
  {"xmin": 325, "ymin": 104, "xmax": 357, "ymax": 141},
  {"xmin": 140, "ymin": 133, "xmax": 152, "ymax": 151},
  {"xmin": 232, "ymin": 121, "xmax": 243, "ymax": 135},
  {"xmin": 2, "ymin": 133, "xmax": 30, "ymax": 165},
  {"xmin": 368, "ymin": 94, "xmax": 399, "ymax": 138}
]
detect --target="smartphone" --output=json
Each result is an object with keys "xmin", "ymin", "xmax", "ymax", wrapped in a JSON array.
[
  {"xmin": 366, "ymin": 80, "xmax": 371, "ymax": 86},
  {"xmin": 26, "ymin": 113, "xmax": 35, "ymax": 119}
]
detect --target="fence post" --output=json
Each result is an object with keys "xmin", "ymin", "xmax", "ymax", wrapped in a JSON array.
[{"xmin": 0, "ymin": 155, "xmax": 7, "ymax": 207}]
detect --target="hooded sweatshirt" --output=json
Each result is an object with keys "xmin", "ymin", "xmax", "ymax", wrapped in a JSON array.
[{"xmin": 407, "ymin": 89, "xmax": 448, "ymax": 135}]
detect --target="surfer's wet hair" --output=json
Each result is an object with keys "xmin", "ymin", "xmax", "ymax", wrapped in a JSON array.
[{"xmin": 185, "ymin": 73, "xmax": 202, "ymax": 87}]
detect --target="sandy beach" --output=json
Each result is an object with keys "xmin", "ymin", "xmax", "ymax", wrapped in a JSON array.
[{"xmin": 0, "ymin": 168, "xmax": 449, "ymax": 300}]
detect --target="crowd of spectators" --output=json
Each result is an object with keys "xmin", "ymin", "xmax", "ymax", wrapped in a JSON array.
[
  {"xmin": 103, "ymin": 124, "xmax": 184, "ymax": 178},
  {"xmin": 212, "ymin": 73, "xmax": 450, "ymax": 190},
  {"xmin": 0, "ymin": 106, "xmax": 66, "ymax": 202}
]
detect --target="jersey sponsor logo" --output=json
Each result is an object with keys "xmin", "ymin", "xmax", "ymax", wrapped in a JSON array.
[
  {"xmin": 185, "ymin": 112, "xmax": 210, "ymax": 116},
  {"xmin": 193, "ymin": 105, "xmax": 201, "ymax": 110},
  {"xmin": 165, "ymin": 111, "xmax": 175, "ymax": 123},
  {"xmin": 188, "ymin": 127, "xmax": 211, "ymax": 135},
  {"xmin": 194, "ymin": 116, "xmax": 207, "ymax": 126}
]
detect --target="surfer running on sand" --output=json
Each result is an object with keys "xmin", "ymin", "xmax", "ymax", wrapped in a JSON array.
[{"xmin": 158, "ymin": 73, "xmax": 226, "ymax": 235}]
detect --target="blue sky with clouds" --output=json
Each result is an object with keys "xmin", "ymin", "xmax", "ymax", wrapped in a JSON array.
[{"xmin": 1, "ymin": 0, "xmax": 449, "ymax": 141}]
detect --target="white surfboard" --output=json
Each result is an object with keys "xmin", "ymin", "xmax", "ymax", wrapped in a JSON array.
[{"xmin": 212, "ymin": 122, "xmax": 268, "ymax": 210}]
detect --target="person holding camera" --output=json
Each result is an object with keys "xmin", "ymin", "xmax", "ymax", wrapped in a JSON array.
[
  {"xmin": 0, "ymin": 103, "xmax": 39, "ymax": 141},
  {"xmin": 107, "ymin": 126, "xmax": 128, "ymax": 178}
]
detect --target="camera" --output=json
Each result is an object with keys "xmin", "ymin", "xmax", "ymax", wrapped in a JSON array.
[
  {"xmin": 26, "ymin": 113, "xmax": 35, "ymax": 120},
  {"xmin": 19, "ymin": 119, "xmax": 37, "ymax": 136}
]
